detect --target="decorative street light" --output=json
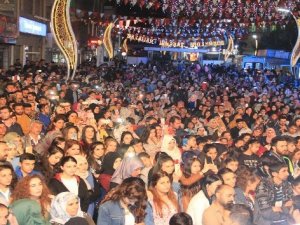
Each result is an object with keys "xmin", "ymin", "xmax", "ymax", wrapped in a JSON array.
[{"xmin": 252, "ymin": 34, "xmax": 258, "ymax": 56}]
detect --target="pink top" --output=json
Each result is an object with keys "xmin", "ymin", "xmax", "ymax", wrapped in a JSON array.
[{"xmin": 149, "ymin": 199, "xmax": 178, "ymax": 225}]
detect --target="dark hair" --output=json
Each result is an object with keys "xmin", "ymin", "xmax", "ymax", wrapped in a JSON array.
[
  {"xmin": 81, "ymin": 125, "xmax": 97, "ymax": 144},
  {"xmin": 292, "ymin": 175, "xmax": 300, "ymax": 187},
  {"xmin": 169, "ymin": 116, "xmax": 181, "ymax": 124},
  {"xmin": 169, "ymin": 213, "xmax": 193, "ymax": 225},
  {"xmin": 203, "ymin": 143, "xmax": 217, "ymax": 154},
  {"xmin": 182, "ymin": 153, "xmax": 201, "ymax": 178},
  {"xmin": 62, "ymin": 125, "xmax": 78, "ymax": 140},
  {"xmin": 241, "ymin": 138, "xmax": 260, "ymax": 152},
  {"xmin": 60, "ymin": 156, "xmax": 77, "ymax": 168},
  {"xmin": 48, "ymin": 115, "xmax": 66, "ymax": 131},
  {"xmin": 64, "ymin": 140, "xmax": 84, "ymax": 156},
  {"xmin": 201, "ymin": 174, "xmax": 222, "ymax": 201},
  {"xmin": 229, "ymin": 204, "xmax": 253, "ymax": 225},
  {"xmin": 235, "ymin": 166, "xmax": 260, "ymax": 192},
  {"xmin": 218, "ymin": 168, "xmax": 235, "ymax": 181},
  {"xmin": 51, "ymin": 137, "xmax": 65, "ymax": 147},
  {"xmin": 152, "ymin": 154, "xmax": 174, "ymax": 175},
  {"xmin": 271, "ymin": 136, "xmax": 287, "ymax": 147},
  {"xmin": 138, "ymin": 152, "xmax": 150, "ymax": 159},
  {"xmin": 120, "ymin": 131, "xmax": 133, "ymax": 145},
  {"xmin": 20, "ymin": 153, "xmax": 36, "ymax": 162},
  {"xmin": 269, "ymin": 162, "xmax": 288, "ymax": 174},
  {"xmin": 66, "ymin": 111, "xmax": 78, "ymax": 122},
  {"xmin": 101, "ymin": 177, "xmax": 147, "ymax": 223}
]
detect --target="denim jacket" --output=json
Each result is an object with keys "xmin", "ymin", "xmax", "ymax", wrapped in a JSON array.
[{"xmin": 97, "ymin": 200, "xmax": 154, "ymax": 225}]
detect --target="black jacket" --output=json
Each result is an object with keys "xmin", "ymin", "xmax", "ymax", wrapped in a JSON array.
[{"xmin": 49, "ymin": 173, "xmax": 90, "ymax": 212}]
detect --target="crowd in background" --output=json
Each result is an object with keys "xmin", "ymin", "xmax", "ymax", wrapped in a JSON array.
[{"xmin": 0, "ymin": 58, "xmax": 298, "ymax": 225}]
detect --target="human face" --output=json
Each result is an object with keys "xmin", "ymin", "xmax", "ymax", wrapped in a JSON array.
[
  {"xmin": 226, "ymin": 161, "xmax": 239, "ymax": 172},
  {"xmin": 54, "ymin": 119, "xmax": 65, "ymax": 130},
  {"xmin": 85, "ymin": 128, "xmax": 95, "ymax": 140},
  {"xmin": 20, "ymin": 160, "xmax": 35, "ymax": 175},
  {"xmin": 191, "ymin": 160, "xmax": 201, "ymax": 175},
  {"xmin": 273, "ymin": 140, "xmax": 288, "ymax": 156},
  {"xmin": 113, "ymin": 158, "xmax": 122, "ymax": 170},
  {"xmin": 168, "ymin": 139, "xmax": 176, "ymax": 150},
  {"xmin": 29, "ymin": 177, "xmax": 43, "ymax": 199},
  {"xmin": 207, "ymin": 180, "xmax": 222, "ymax": 197},
  {"xmin": 250, "ymin": 142, "xmax": 260, "ymax": 154},
  {"xmin": 77, "ymin": 158, "xmax": 89, "ymax": 173},
  {"xmin": 217, "ymin": 186, "xmax": 235, "ymax": 209},
  {"xmin": 0, "ymin": 109, "xmax": 10, "ymax": 120},
  {"xmin": 48, "ymin": 152, "xmax": 63, "ymax": 166},
  {"xmin": 140, "ymin": 156, "xmax": 152, "ymax": 168},
  {"xmin": 155, "ymin": 176, "xmax": 171, "ymax": 194},
  {"xmin": 293, "ymin": 183, "xmax": 300, "ymax": 196},
  {"xmin": 61, "ymin": 161, "xmax": 77, "ymax": 177},
  {"xmin": 293, "ymin": 151, "xmax": 300, "ymax": 161},
  {"xmin": 123, "ymin": 134, "xmax": 133, "ymax": 145},
  {"xmin": 67, "ymin": 128, "xmax": 78, "ymax": 140},
  {"xmin": 0, "ymin": 207, "xmax": 9, "ymax": 225},
  {"xmin": 247, "ymin": 177, "xmax": 260, "ymax": 192},
  {"xmin": 273, "ymin": 167, "xmax": 289, "ymax": 182},
  {"xmin": 93, "ymin": 145, "xmax": 105, "ymax": 159},
  {"xmin": 0, "ymin": 144, "xmax": 8, "ymax": 161},
  {"xmin": 31, "ymin": 123, "xmax": 43, "ymax": 136},
  {"xmin": 68, "ymin": 113, "xmax": 77, "ymax": 123},
  {"xmin": 0, "ymin": 169, "xmax": 12, "ymax": 187},
  {"xmin": 106, "ymin": 141, "xmax": 117, "ymax": 152},
  {"xmin": 188, "ymin": 138, "xmax": 197, "ymax": 148},
  {"xmin": 288, "ymin": 143, "xmax": 296, "ymax": 154},
  {"xmin": 171, "ymin": 119, "xmax": 181, "ymax": 129},
  {"xmin": 161, "ymin": 160, "xmax": 174, "ymax": 175},
  {"xmin": 0, "ymin": 124, "xmax": 6, "ymax": 136},
  {"xmin": 66, "ymin": 144, "xmax": 81, "ymax": 156},
  {"xmin": 131, "ymin": 167, "xmax": 142, "ymax": 177},
  {"xmin": 206, "ymin": 148, "xmax": 218, "ymax": 161},
  {"xmin": 66, "ymin": 198, "xmax": 79, "ymax": 217},
  {"xmin": 222, "ymin": 172, "xmax": 236, "ymax": 188},
  {"xmin": 14, "ymin": 106, "xmax": 23, "ymax": 116}
]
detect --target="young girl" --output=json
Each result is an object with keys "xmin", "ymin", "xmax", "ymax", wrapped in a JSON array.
[{"xmin": 148, "ymin": 171, "xmax": 179, "ymax": 225}]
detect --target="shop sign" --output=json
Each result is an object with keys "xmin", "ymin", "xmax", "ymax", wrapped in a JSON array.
[{"xmin": 19, "ymin": 17, "xmax": 47, "ymax": 36}]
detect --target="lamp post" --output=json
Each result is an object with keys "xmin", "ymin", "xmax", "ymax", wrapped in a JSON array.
[
  {"xmin": 252, "ymin": 34, "xmax": 258, "ymax": 56},
  {"xmin": 277, "ymin": 8, "xmax": 300, "ymax": 79}
]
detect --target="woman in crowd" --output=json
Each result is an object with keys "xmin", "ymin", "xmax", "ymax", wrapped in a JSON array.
[
  {"xmin": 148, "ymin": 171, "xmax": 179, "ymax": 225},
  {"xmin": 66, "ymin": 111, "xmax": 79, "ymax": 126},
  {"xmin": 218, "ymin": 168, "xmax": 237, "ymax": 188},
  {"xmin": 98, "ymin": 152, "xmax": 122, "ymax": 192},
  {"xmin": 11, "ymin": 174, "xmax": 52, "ymax": 220},
  {"xmin": 110, "ymin": 155, "xmax": 144, "ymax": 189},
  {"xmin": 81, "ymin": 125, "xmax": 97, "ymax": 154},
  {"xmin": 87, "ymin": 142, "xmax": 105, "ymax": 177},
  {"xmin": 49, "ymin": 156, "xmax": 90, "ymax": 212},
  {"xmin": 62, "ymin": 125, "xmax": 79, "ymax": 141},
  {"xmin": 161, "ymin": 135, "xmax": 181, "ymax": 170},
  {"xmin": 104, "ymin": 137, "xmax": 118, "ymax": 154},
  {"xmin": 64, "ymin": 140, "xmax": 85, "ymax": 157},
  {"xmin": 142, "ymin": 125, "xmax": 161, "ymax": 159},
  {"xmin": 50, "ymin": 192, "xmax": 95, "ymax": 225},
  {"xmin": 118, "ymin": 131, "xmax": 134, "ymax": 158},
  {"xmin": 37, "ymin": 145, "xmax": 64, "ymax": 183},
  {"xmin": 97, "ymin": 177, "xmax": 148, "ymax": 225},
  {"xmin": 0, "ymin": 165, "xmax": 15, "ymax": 206}
]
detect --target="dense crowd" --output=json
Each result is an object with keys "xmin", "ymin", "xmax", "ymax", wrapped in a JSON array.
[{"xmin": 0, "ymin": 58, "xmax": 298, "ymax": 225}]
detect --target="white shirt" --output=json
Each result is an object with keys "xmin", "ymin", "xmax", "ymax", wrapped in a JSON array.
[
  {"xmin": 187, "ymin": 190, "xmax": 210, "ymax": 225},
  {"xmin": 61, "ymin": 177, "xmax": 78, "ymax": 195},
  {"xmin": 124, "ymin": 211, "xmax": 135, "ymax": 225}
]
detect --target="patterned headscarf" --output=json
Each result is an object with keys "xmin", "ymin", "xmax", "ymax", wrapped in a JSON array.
[{"xmin": 50, "ymin": 192, "xmax": 84, "ymax": 224}]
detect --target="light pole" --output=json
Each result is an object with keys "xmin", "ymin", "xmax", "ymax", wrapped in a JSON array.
[
  {"xmin": 277, "ymin": 8, "xmax": 299, "ymax": 78},
  {"xmin": 252, "ymin": 34, "xmax": 258, "ymax": 56}
]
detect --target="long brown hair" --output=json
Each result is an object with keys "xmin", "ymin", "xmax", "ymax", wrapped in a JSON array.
[
  {"xmin": 149, "ymin": 171, "xmax": 179, "ymax": 218},
  {"xmin": 11, "ymin": 174, "xmax": 52, "ymax": 218},
  {"xmin": 101, "ymin": 177, "xmax": 147, "ymax": 223}
]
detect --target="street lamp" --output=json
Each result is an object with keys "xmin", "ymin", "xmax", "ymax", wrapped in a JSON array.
[
  {"xmin": 277, "ymin": 7, "xmax": 299, "ymax": 78},
  {"xmin": 252, "ymin": 34, "xmax": 258, "ymax": 56}
]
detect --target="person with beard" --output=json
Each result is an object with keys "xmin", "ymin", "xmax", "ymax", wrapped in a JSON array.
[
  {"xmin": 254, "ymin": 162, "xmax": 293, "ymax": 225},
  {"xmin": 202, "ymin": 184, "xmax": 235, "ymax": 225}
]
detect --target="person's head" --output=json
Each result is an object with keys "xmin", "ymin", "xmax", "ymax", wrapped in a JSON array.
[
  {"xmin": 101, "ymin": 177, "xmax": 147, "ymax": 222},
  {"xmin": 169, "ymin": 213, "xmax": 193, "ymax": 225},
  {"xmin": 229, "ymin": 204, "xmax": 253, "ymax": 225},
  {"xmin": 64, "ymin": 140, "xmax": 83, "ymax": 156},
  {"xmin": 0, "ymin": 142, "xmax": 8, "ymax": 162},
  {"xmin": 51, "ymin": 137, "xmax": 66, "ymax": 150},
  {"xmin": 101, "ymin": 152, "xmax": 122, "ymax": 175},
  {"xmin": 46, "ymin": 145, "xmax": 64, "ymax": 167},
  {"xmin": 201, "ymin": 174, "xmax": 223, "ymax": 198},
  {"xmin": 0, "ymin": 204, "xmax": 9, "ymax": 225},
  {"xmin": 138, "ymin": 152, "xmax": 152, "ymax": 168},
  {"xmin": 90, "ymin": 142, "xmax": 105, "ymax": 159},
  {"xmin": 0, "ymin": 123, "xmax": 7, "ymax": 137},
  {"xmin": 243, "ymin": 138, "xmax": 260, "ymax": 154},
  {"xmin": 269, "ymin": 162, "xmax": 289, "ymax": 183},
  {"xmin": 149, "ymin": 171, "xmax": 172, "ymax": 195},
  {"xmin": 11, "ymin": 174, "xmax": 51, "ymax": 216},
  {"xmin": 59, "ymin": 156, "xmax": 77, "ymax": 177},
  {"xmin": 81, "ymin": 125, "xmax": 96, "ymax": 143},
  {"xmin": 203, "ymin": 144, "xmax": 218, "ymax": 161},
  {"xmin": 284, "ymin": 135, "xmax": 296, "ymax": 154},
  {"xmin": 0, "ymin": 165, "xmax": 13, "ymax": 189},
  {"xmin": 66, "ymin": 111, "xmax": 78, "ymax": 124},
  {"xmin": 12, "ymin": 104, "xmax": 23, "ymax": 116},
  {"xmin": 271, "ymin": 136, "xmax": 288, "ymax": 156},
  {"xmin": 224, "ymin": 157, "xmax": 239, "ymax": 172},
  {"xmin": 152, "ymin": 153, "xmax": 174, "ymax": 175},
  {"xmin": 73, "ymin": 155, "xmax": 89, "ymax": 174},
  {"xmin": 218, "ymin": 168, "xmax": 236, "ymax": 188},
  {"xmin": 50, "ymin": 192, "xmax": 82, "ymax": 223},
  {"xmin": 169, "ymin": 116, "xmax": 181, "ymax": 129},
  {"xmin": 29, "ymin": 120, "xmax": 43, "ymax": 136},
  {"xmin": 215, "ymin": 184, "xmax": 235, "ymax": 210},
  {"xmin": 120, "ymin": 131, "xmax": 134, "ymax": 145},
  {"xmin": 182, "ymin": 152, "xmax": 201, "ymax": 178},
  {"xmin": 236, "ymin": 166, "xmax": 260, "ymax": 193},
  {"xmin": 19, "ymin": 153, "xmax": 36, "ymax": 176},
  {"xmin": 292, "ymin": 175, "xmax": 300, "ymax": 195},
  {"xmin": 50, "ymin": 115, "xmax": 66, "ymax": 131},
  {"xmin": 104, "ymin": 137, "xmax": 118, "ymax": 153},
  {"xmin": 62, "ymin": 126, "xmax": 79, "ymax": 141},
  {"xmin": 162, "ymin": 135, "xmax": 177, "ymax": 151}
]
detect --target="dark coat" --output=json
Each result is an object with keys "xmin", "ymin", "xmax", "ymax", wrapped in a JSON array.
[{"xmin": 49, "ymin": 173, "xmax": 90, "ymax": 212}]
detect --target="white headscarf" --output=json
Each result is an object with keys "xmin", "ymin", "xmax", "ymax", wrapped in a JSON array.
[
  {"xmin": 50, "ymin": 192, "xmax": 84, "ymax": 224},
  {"xmin": 161, "ymin": 135, "xmax": 181, "ymax": 163}
]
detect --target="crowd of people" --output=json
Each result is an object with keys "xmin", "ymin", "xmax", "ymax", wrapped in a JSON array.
[{"xmin": 0, "ymin": 58, "xmax": 298, "ymax": 225}]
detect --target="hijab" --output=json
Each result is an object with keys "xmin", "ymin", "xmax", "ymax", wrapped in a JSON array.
[
  {"xmin": 110, "ymin": 155, "xmax": 143, "ymax": 185},
  {"xmin": 50, "ymin": 192, "xmax": 84, "ymax": 224},
  {"xmin": 101, "ymin": 152, "xmax": 121, "ymax": 175},
  {"xmin": 10, "ymin": 199, "xmax": 50, "ymax": 225},
  {"xmin": 161, "ymin": 134, "xmax": 181, "ymax": 163},
  {"xmin": 73, "ymin": 155, "xmax": 92, "ymax": 190}
]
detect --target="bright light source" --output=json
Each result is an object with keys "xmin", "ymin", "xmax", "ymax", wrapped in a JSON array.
[
  {"xmin": 252, "ymin": 34, "xmax": 257, "ymax": 39},
  {"xmin": 121, "ymin": 52, "xmax": 127, "ymax": 57},
  {"xmin": 277, "ymin": 8, "xmax": 291, "ymax": 13},
  {"xmin": 212, "ymin": 47, "xmax": 216, "ymax": 52},
  {"xmin": 234, "ymin": 45, "xmax": 238, "ymax": 49}
]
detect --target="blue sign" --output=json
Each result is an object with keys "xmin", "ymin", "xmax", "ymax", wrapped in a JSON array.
[{"xmin": 19, "ymin": 17, "xmax": 46, "ymax": 36}]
